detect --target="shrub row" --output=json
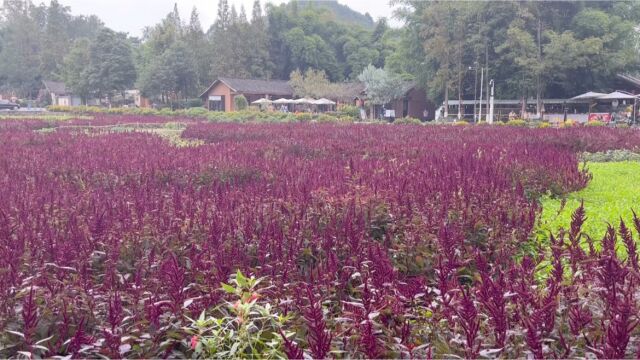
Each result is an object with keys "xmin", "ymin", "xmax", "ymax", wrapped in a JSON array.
[{"xmin": 46, "ymin": 105, "xmax": 361, "ymax": 124}]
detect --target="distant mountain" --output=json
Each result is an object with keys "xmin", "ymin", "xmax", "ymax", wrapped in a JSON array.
[{"xmin": 296, "ymin": 0, "xmax": 376, "ymax": 29}]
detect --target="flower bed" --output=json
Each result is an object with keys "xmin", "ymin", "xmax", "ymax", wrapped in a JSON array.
[{"xmin": 1, "ymin": 123, "xmax": 640, "ymax": 358}]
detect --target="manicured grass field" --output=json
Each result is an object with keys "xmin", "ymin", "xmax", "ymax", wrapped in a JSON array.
[{"xmin": 539, "ymin": 161, "xmax": 640, "ymax": 238}]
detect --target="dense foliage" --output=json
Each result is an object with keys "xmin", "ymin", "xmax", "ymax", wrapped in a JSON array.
[
  {"xmin": 0, "ymin": 0, "xmax": 394, "ymax": 102},
  {"xmin": 392, "ymin": 1, "xmax": 640, "ymax": 104},
  {"xmin": 2, "ymin": 119, "xmax": 640, "ymax": 357},
  {"xmin": 7, "ymin": 1, "xmax": 637, "ymax": 107},
  {"xmin": 0, "ymin": 0, "xmax": 105, "ymax": 97}
]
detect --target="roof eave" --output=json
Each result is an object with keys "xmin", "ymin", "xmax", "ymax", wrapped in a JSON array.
[{"xmin": 199, "ymin": 79, "xmax": 239, "ymax": 99}]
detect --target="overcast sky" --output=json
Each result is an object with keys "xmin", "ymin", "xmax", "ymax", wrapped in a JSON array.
[{"xmin": 55, "ymin": 0, "xmax": 398, "ymax": 37}]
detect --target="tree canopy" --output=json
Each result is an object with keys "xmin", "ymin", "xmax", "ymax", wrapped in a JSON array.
[
  {"xmin": 0, "ymin": 0, "xmax": 639, "ymax": 105},
  {"xmin": 393, "ymin": 0, "xmax": 640, "ymax": 105}
]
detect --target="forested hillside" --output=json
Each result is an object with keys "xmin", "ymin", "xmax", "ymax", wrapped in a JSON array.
[
  {"xmin": 297, "ymin": 0, "xmax": 375, "ymax": 29},
  {"xmin": 0, "ymin": 0, "xmax": 639, "ymax": 105}
]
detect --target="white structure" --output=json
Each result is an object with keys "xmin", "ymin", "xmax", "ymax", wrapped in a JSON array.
[
  {"xmin": 42, "ymin": 81, "xmax": 82, "ymax": 106},
  {"xmin": 487, "ymin": 79, "xmax": 495, "ymax": 124}
]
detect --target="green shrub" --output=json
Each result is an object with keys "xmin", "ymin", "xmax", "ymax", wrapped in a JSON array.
[
  {"xmin": 315, "ymin": 114, "xmax": 332, "ymax": 122},
  {"xmin": 586, "ymin": 120, "xmax": 605, "ymax": 127},
  {"xmin": 234, "ymin": 95, "xmax": 249, "ymax": 111},
  {"xmin": 394, "ymin": 117, "xmax": 422, "ymax": 125},
  {"xmin": 338, "ymin": 104, "xmax": 360, "ymax": 118},
  {"xmin": 184, "ymin": 271, "xmax": 291, "ymax": 359},
  {"xmin": 185, "ymin": 98, "xmax": 203, "ymax": 108},
  {"xmin": 159, "ymin": 108, "xmax": 175, "ymax": 116},
  {"xmin": 452, "ymin": 120, "xmax": 469, "ymax": 126},
  {"xmin": 47, "ymin": 105, "xmax": 73, "ymax": 113},
  {"xmin": 186, "ymin": 107, "xmax": 209, "ymax": 117},
  {"xmin": 506, "ymin": 119, "xmax": 527, "ymax": 127},
  {"xmin": 295, "ymin": 113, "xmax": 313, "ymax": 122},
  {"xmin": 538, "ymin": 122, "xmax": 551, "ymax": 128}
]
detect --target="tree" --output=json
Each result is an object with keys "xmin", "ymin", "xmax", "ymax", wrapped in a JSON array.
[
  {"xmin": 288, "ymin": 68, "xmax": 334, "ymax": 98},
  {"xmin": 0, "ymin": 0, "xmax": 103, "ymax": 98},
  {"xmin": 284, "ymin": 27, "xmax": 341, "ymax": 81},
  {"xmin": 186, "ymin": 7, "xmax": 211, "ymax": 90},
  {"xmin": 396, "ymin": 0, "xmax": 640, "ymax": 109},
  {"xmin": 0, "ymin": 0, "xmax": 43, "ymax": 97},
  {"xmin": 63, "ymin": 38, "xmax": 91, "ymax": 102},
  {"xmin": 88, "ymin": 28, "xmax": 136, "ymax": 103},
  {"xmin": 358, "ymin": 65, "xmax": 406, "ymax": 119},
  {"xmin": 40, "ymin": 0, "xmax": 71, "ymax": 78},
  {"xmin": 138, "ymin": 42, "xmax": 197, "ymax": 103}
]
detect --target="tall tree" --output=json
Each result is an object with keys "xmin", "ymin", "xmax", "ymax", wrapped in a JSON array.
[
  {"xmin": 186, "ymin": 7, "xmax": 211, "ymax": 90},
  {"xmin": 63, "ymin": 38, "xmax": 91, "ymax": 102},
  {"xmin": 289, "ymin": 68, "xmax": 334, "ymax": 98},
  {"xmin": 139, "ymin": 42, "xmax": 197, "ymax": 103},
  {"xmin": 0, "ymin": 0, "xmax": 43, "ymax": 97},
  {"xmin": 88, "ymin": 28, "xmax": 136, "ymax": 103},
  {"xmin": 40, "ymin": 0, "xmax": 71, "ymax": 77},
  {"xmin": 358, "ymin": 64, "xmax": 406, "ymax": 119}
]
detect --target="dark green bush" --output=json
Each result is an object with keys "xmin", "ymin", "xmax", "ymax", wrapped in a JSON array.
[{"xmin": 234, "ymin": 95, "xmax": 249, "ymax": 111}]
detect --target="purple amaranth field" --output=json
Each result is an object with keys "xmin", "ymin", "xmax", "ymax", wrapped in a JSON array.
[{"xmin": 1, "ymin": 119, "xmax": 640, "ymax": 358}]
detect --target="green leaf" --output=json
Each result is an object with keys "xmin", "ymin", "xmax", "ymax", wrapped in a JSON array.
[
  {"xmin": 221, "ymin": 283, "xmax": 236, "ymax": 294},
  {"xmin": 235, "ymin": 270, "xmax": 247, "ymax": 288}
]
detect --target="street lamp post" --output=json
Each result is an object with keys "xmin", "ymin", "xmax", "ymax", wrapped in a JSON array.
[
  {"xmin": 468, "ymin": 63, "xmax": 479, "ymax": 122},
  {"xmin": 474, "ymin": 64, "xmax": 478, "ymax": 122},
  {"xmin": 487, "ymin": 79, "xmax": 495, "ymax": 124},
  {"xmin": 478, "ymin": 67, "xmax": 484, "ymax": 122}
]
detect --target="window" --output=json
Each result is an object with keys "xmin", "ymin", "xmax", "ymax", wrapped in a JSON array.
[
  {"xmin": 403, "ymin": 97, "xmax": 409, "ymax": 117},
  {"xmin": 208, "ymin": 95, "xmax": 225, "ymax": 111}
]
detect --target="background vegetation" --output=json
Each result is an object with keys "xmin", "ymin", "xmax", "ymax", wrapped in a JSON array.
[{"xmin": 1, "ymin": 0, "xmax": 638, "ymax": 107}]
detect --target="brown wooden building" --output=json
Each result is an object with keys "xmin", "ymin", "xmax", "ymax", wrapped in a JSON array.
[
  {"xmin": 388, "ymin": 82, "xmax": 433, "ymax": 120},
  {"xmin": 199, "ymin": 77, "xmax": 294, "ymax": 111},
  {"xmin": 336, "ymin": 81, "xmax": 433, "ymax": 120},
  {"xmin": 199, "ymin": 77, "xmax": 433, "ymax": 120}
]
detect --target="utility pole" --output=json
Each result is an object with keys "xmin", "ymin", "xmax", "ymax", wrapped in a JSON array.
[
  {"xmin": 472, "ymin": 62, "xmax": 478, "ymax": 122},
  {"xmin": 488, "ymin": 79, "xmax": 495, "ymax": 124},
  {"xmin": 478, "ymin": 67, "xmax": 484, "ymax": 122},
  {"xmin": 634, "ymin": 96, "xmax": 637, "ymax": 126}
]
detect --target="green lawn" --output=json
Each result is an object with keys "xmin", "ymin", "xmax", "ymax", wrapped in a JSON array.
[{"xmin": 539, "ymin": 161, "xmax": 640, "ymax": 240}]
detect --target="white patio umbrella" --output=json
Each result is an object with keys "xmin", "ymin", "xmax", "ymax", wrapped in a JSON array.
[
  {"xmin": 251, "ymin": 98, "xmax": 272, "ymax": 105},
  {"xmin": 292, "ymin": 98, "xmax": 315, "ymax": 104},
  {"xmin": 597, "ymin": 91, "xmax": 638, "ymax": 100},
  {"xmin": 272, "ymin": 98, "xmax": 292, "ymax": 104},
  {"xmin": 569, "ymin": 91, "xmax": 606, "ymax": 101},
  {"xmin": 314, "ymin": 98, "xmax": 336, "ymax": 105}
]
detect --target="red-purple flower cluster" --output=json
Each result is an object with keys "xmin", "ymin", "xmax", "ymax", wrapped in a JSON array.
[{"xmin": 0, "ymin": 122, "xmax": 639, "ymax": 357}]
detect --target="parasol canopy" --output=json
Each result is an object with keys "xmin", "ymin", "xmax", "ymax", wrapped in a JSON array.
[
  {"xmin": 292, "ymin": 98, "xmax": 315, "ymax": 104},
  {"xmin": 272, "ymin": 98, "xmax": 292, "ymax": 104},
  {"xmin": 313, "ymin": 98, "xmax": 336, "ymax": 105},
  {"xmin": 251, "ymin": 98, "xmax": 272, "ymax": 104},
  {"xmin": 597, "ymin": 91, "xmax": 638, "ymax": 100},
  {"xmin": 569, "ymin": 91, "xmax": 606, "ymax": 101}
]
